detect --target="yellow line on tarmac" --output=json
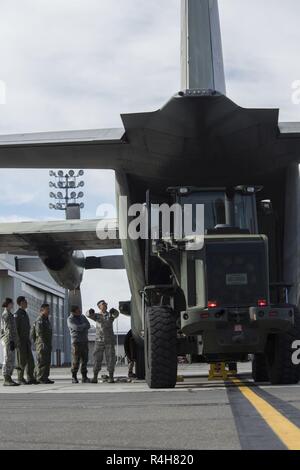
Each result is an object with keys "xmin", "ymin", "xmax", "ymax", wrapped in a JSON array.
[{"xmin": 231, "ymin": 378, "xmax": 300, "ymax": 450}]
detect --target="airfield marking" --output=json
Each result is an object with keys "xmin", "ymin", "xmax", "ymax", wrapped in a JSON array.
[{"xmin": 231, "ymin": 378, "xmax": 300, "ymax": 450}]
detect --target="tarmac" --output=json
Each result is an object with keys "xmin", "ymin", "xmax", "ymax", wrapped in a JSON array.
[{"xmin": 0, "ymin": 363, "xmax": 299, "ymax": 450}]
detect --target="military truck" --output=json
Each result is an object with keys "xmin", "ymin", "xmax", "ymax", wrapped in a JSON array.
[{"xmin": 127, "ymin": 185, "xmax": 300, "ymax": 389}]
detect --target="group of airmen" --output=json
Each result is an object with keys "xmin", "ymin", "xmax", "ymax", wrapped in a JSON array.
[
  {"xmin": 0, "ymin": 296, "xmax": 53, "ymax": 386},
  {"xmin": 0, "ymin": 295, "xmax": 127, "ymax": 386}
]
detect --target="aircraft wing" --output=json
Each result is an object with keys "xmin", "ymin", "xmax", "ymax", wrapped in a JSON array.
[
  {"xmin": 1, "ymin": 96, "xmax": 300, "ymax": 185},
  {"xmin": 279, "ymin": 122, "xmax": 300, "ymax": 137},
  {"xmin": 0, "ymin": 128, "xmax": 131, "ymax": 169},
  {"xmin": 0, "ymin": 218, "xmax": 120, "ymax": 254}
]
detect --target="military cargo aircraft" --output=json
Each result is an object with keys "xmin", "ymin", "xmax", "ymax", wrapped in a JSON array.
[{"xmin": 0, "ymin": 0, "xmax": 300, "ymax": 387}]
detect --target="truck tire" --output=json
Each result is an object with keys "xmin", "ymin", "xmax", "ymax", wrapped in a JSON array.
[
  {"xmin": 266, "ymin": 308, "xmax": 300, "ymax": 385},
  {"xmin": 252, "ymin": 354, "xmax": 269, "ymax": 382},
  {"xmin": 145, "ymin": 306, "xmax": 177, "ymax": 389},
  {"xmin": 135, "ymin": 341, "xmax": 145, "ymax": 380}
]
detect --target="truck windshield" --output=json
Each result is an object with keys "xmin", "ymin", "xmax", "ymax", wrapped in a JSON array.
[
  {"xmin": 234, "ymin": 194, "xmax": 258, "ymax": 234},
  {"xmin": 179, "ymin": 191, "xmax": 257, "ymax": 233},
  {"xmin": 179, "ymin": 191, "xmax": 226, "ymax": 230}
]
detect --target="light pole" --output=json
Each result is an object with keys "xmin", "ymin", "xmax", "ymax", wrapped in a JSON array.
[
  {"xmin": 49, "ymin": 170, "xmax": 85, "ymax": 219},
  {"xmin": 48, "ymin": 170, "xmax": 85, "ymax": 366}
]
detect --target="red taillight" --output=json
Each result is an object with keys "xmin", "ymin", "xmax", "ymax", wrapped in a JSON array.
[
  {"xmin": 208, "ymin": 300, "xmax": 218, "ymax": 309},
  {"xmin": 258, "ymin": 299, "xmax": 268, "ymax": 307}
]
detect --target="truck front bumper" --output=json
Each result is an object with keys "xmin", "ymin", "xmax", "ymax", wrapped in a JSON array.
[{"xmin": 181, "ymin": 305, "xmax": 294, "ymax": 355}]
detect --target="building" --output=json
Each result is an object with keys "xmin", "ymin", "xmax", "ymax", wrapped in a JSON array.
[{"xmin": 0, "ymin": 254, "xmax": 71, "ymax": 366}]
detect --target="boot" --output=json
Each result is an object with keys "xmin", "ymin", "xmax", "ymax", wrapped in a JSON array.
[
  {"xmin": 17, "ymin": 376, "xmax": 29, "ymax": 385},
  {"xmin": 108, "ymin": 373, "xmax": 115, "ymax": 384},
  {"xmin": 27, "ymin": 378, "xmax": 39, "ymax": 385},
  {"xmin": 3, "ymin": 375, "xmax": 20, "ymax": 387},
  {"xmin": 128, "ymin": 372, "xmax": 137, "ymax": 379},
  {"xmin": 72, "ymin": 373, "xmax": 79, "ymax": 384},
  {"xmin": 38, "ymin": 378, "xmax": 55, "ymax": 384},
  {"xmin": 45, "ymin": 379, "xmax": 55, "ymax": 384},
  {"xmin": 91, "ymin": 372, "xmax": 98, "ymax": 384},
  {"xmin": 82, "ymin": 373, "xmax": 90, "ymax": 384}
]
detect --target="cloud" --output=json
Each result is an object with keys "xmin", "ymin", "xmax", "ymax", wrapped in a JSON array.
[
  {"xmin": 0, "ymin": 0, "xmax": 180, "ymax": 133},
  {"xmin": 0, "ymin": 168, "xmax": 116, "ymax": 220},
  {"xmin": 0, "ymin": 190, "xmax": 36, "ymax": 206},
  {"xmin": 219, "ymin": 0, "xmax": 300, "ymax": 120},
  {"xmin": 0, "ymin": 215, "xmax": 36, "ymax": 223}
]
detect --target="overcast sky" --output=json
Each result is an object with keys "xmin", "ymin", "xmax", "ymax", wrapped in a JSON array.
[{"xmin": 0, "ymin": 0, "xmax": 300, "ymax": 330}]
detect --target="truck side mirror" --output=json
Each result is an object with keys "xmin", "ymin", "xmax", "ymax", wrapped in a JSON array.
[
  {"xmin": 119, "ymin": 301, "xmax": 131, "ymax": 317},
  {"xmin": 260, "ymin": 200, "xmax": 273, "ymax": 215}
]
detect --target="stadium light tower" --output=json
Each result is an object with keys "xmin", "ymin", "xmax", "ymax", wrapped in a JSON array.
[{"xmin": 49, "ymin": 170, "xmax": 85, "ymax": 220}]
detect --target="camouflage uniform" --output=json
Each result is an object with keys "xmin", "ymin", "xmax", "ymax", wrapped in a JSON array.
[
  {"xmin": 14, "ymin": 308, "xmax": 35, "ymax": 382},
  {"xmin": 88, "ymin": 309, "xmax": 119, "ymax": 375},
  {"xmin": 1, "ymin": 309, "xmax": 18, "ymax": 378},
  {"xmin": 67, "ymin": 314, "xmax": 90, "ymax": 377},
  {"xmin": 32, "ymin": 315, "xmax": 52, "ymax": 382}
]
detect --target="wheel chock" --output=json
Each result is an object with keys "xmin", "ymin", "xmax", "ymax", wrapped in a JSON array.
[{"xmin": 209, "ymin": 363, "xmax": 237, "ymax": 381}]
